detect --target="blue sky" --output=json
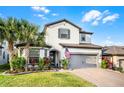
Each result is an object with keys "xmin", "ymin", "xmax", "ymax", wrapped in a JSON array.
[{"xmin": 0, "ymin": 6, "xmax": 124, "ymax": 46}]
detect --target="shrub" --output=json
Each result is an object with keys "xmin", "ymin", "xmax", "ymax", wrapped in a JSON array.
[
  {"xmin": 61, "ymin": 58, "xmax": 69, "ymax": 69},
  {"xmin": 38, "ymin": 58, "xmax": 44, "ymax": 70},
  {"xmin": 113, "ymin": 67, "xmax": 123, "ymax": 72},
  {"xmin": 101, "ymin": 59, "xmax": 108, "ymax": 69},
  {"xmin": 38, "ymin": 57, "xmax": 51, "ymax": 70},
  {"xmin": 11, "ymin": 56, "xmax": 26, "ymax": 71},
  {"xmin": 0, "ymin": 63, "xmax": 10, "ymax": 70},
  {"xmin": 43, "ymin": 57, "xmax": 51, "ymax": 70}
]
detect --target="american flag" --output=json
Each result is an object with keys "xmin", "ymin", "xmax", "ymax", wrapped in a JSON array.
[{"xmin": 65, "ymin": 48, "xmax": 71, "ymax": 59}]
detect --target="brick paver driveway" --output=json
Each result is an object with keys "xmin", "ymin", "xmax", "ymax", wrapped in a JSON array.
[{"xmin": 69, "ymin": 68, "xmax": 124, "ymax": 87}]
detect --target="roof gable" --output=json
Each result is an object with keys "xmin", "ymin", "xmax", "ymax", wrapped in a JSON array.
[
  {"xmin": 43, "ymin": 19, "xmax": 93, "ymax": 35},
  {"xmin": 43, "ymin": 19, "xmax": 82, "ymax": 31}
]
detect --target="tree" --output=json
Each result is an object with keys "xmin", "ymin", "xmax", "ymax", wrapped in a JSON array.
[
  {"xmin": 0, "ymin": 17, "xmax": 19, "ymax": 71},
  {"xmin": 0, "ymin": 17, "xmax": 45, "ymax": 71},
  {"xmin": 37, "ymin": 31, "xmax": 45, "ymax": 47},
  {"xmin": 17, "ymin": 19, "xmax": 40, "ymax": 71}
]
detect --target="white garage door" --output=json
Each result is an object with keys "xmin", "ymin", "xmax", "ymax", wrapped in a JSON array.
[{"xmin": 70, "ymin": 54, "xmax": 97, "ymax": 69}]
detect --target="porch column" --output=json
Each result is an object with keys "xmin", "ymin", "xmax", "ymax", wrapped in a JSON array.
[
  {"xmin": 96, "ymin": 53, "xmax": 102, "ymax": 68},
  {"xmin": 18, "ymin": 48, "xmax": 21, "ymax": 57}
]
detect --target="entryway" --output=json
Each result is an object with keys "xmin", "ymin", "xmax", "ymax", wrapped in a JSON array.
[{"xmin": 49, "ymin": 49, "xmax": 59, "ymax": 67}]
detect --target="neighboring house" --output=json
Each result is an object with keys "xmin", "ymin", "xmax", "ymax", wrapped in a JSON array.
[
  {"xmin": 102, "ymin": 46, "xmax": 124, "ymax": 69},
  {"xmin": 0, "ymin": 45, "xmax": 8, "ymax": 65},
  {"xmin": 16, "ymin": 19, "xmax": 102, "ymax": 69}
]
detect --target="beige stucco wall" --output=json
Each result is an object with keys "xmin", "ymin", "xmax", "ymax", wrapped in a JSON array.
[
  {"xmin": 45, "ymin": 21, "xmax": 80, "ymax": 51},
  {"xmin": 113, "ymin": 56, "xmax": 124, "ymax": 67}
]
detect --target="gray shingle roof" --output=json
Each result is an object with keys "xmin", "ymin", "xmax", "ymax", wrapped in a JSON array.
[
  {"xmin": 44, "ymin": 19, "xmax": 82, "ymax": 30},
  {"xmin": 103, "ymin": 46, "xmax": 124, "ymax": 56},
  {"xmin": 14, "ymin": 42, "xmax": 51, "ymax": 48},
  {"xmin": 59, "ymin": 43, "xmax": 102, "ymax": 49},
  {"xmin": 43, "ymin": 19, "xmax": 93, "ymax": 34}
]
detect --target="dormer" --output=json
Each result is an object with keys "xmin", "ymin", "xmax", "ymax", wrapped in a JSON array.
[{"xmin": 79, "ymin": 31, "xmax": 93, "ymax": 44}]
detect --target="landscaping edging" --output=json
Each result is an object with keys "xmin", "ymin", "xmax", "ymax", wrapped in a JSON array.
[
  {"xmin": 1, "ymin": 71, "xmax": 32, "ymax": 76},
  {"xmin": 1, "ymin": 69, "xmax": 61, "ymax": 76}
]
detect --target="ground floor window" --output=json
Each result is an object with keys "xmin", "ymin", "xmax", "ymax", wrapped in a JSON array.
[
  {"xmin": 29, "ymin": 57, "xmax": 39, "ymax": 65},
  {"xmin": 29, "ymin": 48, "xmax": 40, "ymax": 57},
  {"xmin": 29, "ymin": 48, "xmax": 40, "ymax": 64}
]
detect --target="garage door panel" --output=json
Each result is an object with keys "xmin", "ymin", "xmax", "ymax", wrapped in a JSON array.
[
  {"xmin": 70, "ymin": 54, "xmax": 97, "ymax": 69},
  {"xmin": 86, "ymin": 56, "xmax": 96, "ymax": 64}
]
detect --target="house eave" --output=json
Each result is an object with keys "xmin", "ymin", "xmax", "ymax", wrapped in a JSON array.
[
  {"xmin": 59, "ymin": 43, "xmax": 102, "ymax": 49},
  {"xmin": 102, "ymin": 54, "xmax": 124, "ymax": 56},
  {"xmin": 79, "ymin": 31, "xmax": 93, "ymax": 34},
  {"xmin": 14, "ymin": 42, "xmax": 51, "ymax": 48}
]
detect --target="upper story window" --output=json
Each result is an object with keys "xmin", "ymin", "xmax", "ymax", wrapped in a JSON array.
[
  {"xmin": 58, "ymin": 28, "xmax": 70, "ymax": 39},
  {"xmin": 81, "ymin": 34, "xmax": 86, "ymax": 41}
]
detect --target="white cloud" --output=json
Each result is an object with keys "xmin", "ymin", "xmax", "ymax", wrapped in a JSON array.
[
  {"xmin": 101, "ymin": 36, "xmax": 123, "ymax": 46},
  {"xmin": 82, "ymin": 10, "xmax": 119, "ymax": 26},
  {"xmin": 103, "ymin": 10, "xmax": 110, "ymax": 15},
  {"xmin": 92, "ymin": 20, "xmax": 99, "ymax": 26},
  {"xmin": 82, "ymin": 10, "xmax": 101, "ymax": 22},
  {"xmin": 52, "ymin": 13, "xmax": 59, "ymax": 16},
  {"xmin": 102, "ymin": 40, "xmax": 123, "ymax": 46},
  {"xmin": 102, "ymin": 14, "xmax": 119, "ymax": 24},
  {"xmin": 34, "ymin": 14, "xmax": 48, "ymax": 20},
  {"xmin": 31, "ymin": 6, "xmax": 50, "ymax": 14}
]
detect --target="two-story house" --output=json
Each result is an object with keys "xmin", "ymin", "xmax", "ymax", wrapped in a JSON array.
[
  {"xmin": 44, "ymin": 19, "xmax": 102, "ymax": 69},
  {"xmin": 16, "ymin": 19, "xmax": 102, "ymax": 69}
]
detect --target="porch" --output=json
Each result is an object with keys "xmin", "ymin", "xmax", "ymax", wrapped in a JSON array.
[{"xmin": 15, "ymin": 43, "xmax": 61, "ymax": 70}]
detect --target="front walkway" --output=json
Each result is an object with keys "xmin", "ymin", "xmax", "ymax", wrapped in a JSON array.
[{"xmin": 69, "ymin": 68, "xmax": 124, "ymax": 87}]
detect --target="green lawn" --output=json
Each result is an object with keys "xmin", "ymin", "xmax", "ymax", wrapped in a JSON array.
[{"xmin": 0, "ymin": 72, "xmax": 95, "ymax": 87}]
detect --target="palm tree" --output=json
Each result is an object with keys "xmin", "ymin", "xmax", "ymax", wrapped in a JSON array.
[
  {"xmin": 0, "ymin": 17, "xmax": 45, "ymax": 71},
  {"xmin": 0, "ymin": 17, "xmax": 19, "ymax": 71},
  {"xmin": 0, "ymin": 18, "xmax": 5, "ymax": 43},
  {"xmin": 37, "ymin": 31, "xmax": 45, "ymax": 47},
  {"xmin": 18, "ymin": 19, "xmax": 40, "ymax": 71}
]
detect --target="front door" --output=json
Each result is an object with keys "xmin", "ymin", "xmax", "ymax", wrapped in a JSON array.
[{"xmin": 49, "ymin": 51, "xmax": 56, "ymax": 67}]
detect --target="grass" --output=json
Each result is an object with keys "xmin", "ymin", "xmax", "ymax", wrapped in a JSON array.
[
  {"xmin": 0, "ymin": 71, "xmax": 95, "ymax": 87},
  {"xmin": 0, "ymin": 63, "xmax": 95, "ymax": 87}
]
